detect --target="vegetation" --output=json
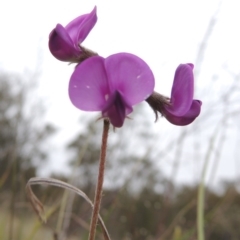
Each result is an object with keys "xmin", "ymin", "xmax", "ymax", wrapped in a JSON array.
[{"xmin": 1, "ymin": 72, "xmax": 240, "ymax": 239}]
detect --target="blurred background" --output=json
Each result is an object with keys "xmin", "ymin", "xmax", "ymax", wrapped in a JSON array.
[{"xmin": 0, "ymin": 0, "xmax": 240, "ymax": 239}]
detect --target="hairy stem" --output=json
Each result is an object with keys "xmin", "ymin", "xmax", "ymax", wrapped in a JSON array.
[{"xmin": 88, "ymin": 119, "xmax": 110, "ymax": 240}]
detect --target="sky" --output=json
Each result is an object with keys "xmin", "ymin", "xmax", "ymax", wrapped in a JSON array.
[{"xmin": 0, "ymin": 0, "xmax": 240, "ymax": 189}]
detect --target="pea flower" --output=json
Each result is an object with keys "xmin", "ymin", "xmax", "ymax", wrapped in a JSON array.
[
  {"xmin": 69, "ymin": 53, "xmax": 155, "ymax": 127},
  {"xmin": 49, "ymin": 7, "xmax": 97, "ymax": 62},
  {"xmin": 146, "ymin": 63, "xmax": 202, "ymax": 126}
]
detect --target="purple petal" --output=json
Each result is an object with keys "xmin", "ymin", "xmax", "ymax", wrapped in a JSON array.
[
  {"xmin": 166, "ymin": 64, "xmax": 194, "ymax": 116},
  {"xmin": 49, "ymin": 24, "xmax": 80, "ymax": 61},
  {"xmin": 65, "ymin": 6, "xmax": 97, "ymax": 45},
  {"xmin": 102, "ymin": 91, "xmax": 133, "ymax": 127},
  {"xmin": 163, "ymin": 100, "xmax": 202, "ymax": 126},
  {"xmin": 69, "ymin": 56, "xmax": 110, "ymax": 111},
  {"xmin": 104, "ymin": 53, "xmax": 155, "ymax": 105},
  {"xmin": 49, "ymin": 7, "xmax": 97, "ymax": 62}
]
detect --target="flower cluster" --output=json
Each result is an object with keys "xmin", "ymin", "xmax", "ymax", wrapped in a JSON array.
[{"xmin": 49, "ymin": 7, "xmax": 202, "ymax": 127}]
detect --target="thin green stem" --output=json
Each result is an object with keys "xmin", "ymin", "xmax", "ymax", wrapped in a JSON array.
[
  {"xmin": 197, "ymin": 126, "xmax": 219, "ymax": 240},
  {"xmin": 8, "ymin": 159, "xmax": 17, "ymax": 240},
  {"xmin": 88, "ymin": 119, "xmax": 110, "ymax": 240}
]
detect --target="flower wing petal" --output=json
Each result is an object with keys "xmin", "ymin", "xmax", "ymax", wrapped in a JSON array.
[
  {"xmin": 163, "ymin": 100, "xmax": 202, "ymax": 126},
  {"xmin": 65, "ymin": 6, "xmax": 97, "ymax": 45},
  {"xmin": 49, "ymin": 24, "xmax": 80, "ymax": 61},
  {"xmin": 104, "ymin": 53, "xmax": 155, "ymax": 105},
  {"xmin": 69, "ymin": 56, "xmax": 110, "ymax": 111},
  {"xmin": 166, "ymin": 64, "xmax": 194, "ymax": 116}
]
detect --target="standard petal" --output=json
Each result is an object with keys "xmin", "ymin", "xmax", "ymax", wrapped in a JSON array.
[
  {"xmin": 65, "ymin": 6, "xmax": 97, "ymax": 46},
  {"xmin": 166, "ymin": 63, "xmax": 194, "ymax": 116},
  {"xmin": 49, "ymin": 24, "xmax": 80, "ymax": 61},
  {"xmin": 104, "ymin": 53, "xmax": 155, "ymax": 105},
  {"xmin": 163, "ymin": 100, "xmax": 202, "ymax": 126},
  {"xmin": 69, "ymin": 56, "xmax": 110, "ymax": 111}
]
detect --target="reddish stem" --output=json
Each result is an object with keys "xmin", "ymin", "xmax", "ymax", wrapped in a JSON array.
[{"xmin": 88, "ymin": 119, "xmax": 110, "ymax": 240}]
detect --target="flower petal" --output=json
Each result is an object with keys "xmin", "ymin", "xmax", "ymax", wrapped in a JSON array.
[
  {"xmin": 69, "ymin": 56, "xmax": 110, "ymax": 111},
  {"xmin": 163, "ymin": 100, "xmax": 202, "ymax": 126},
  {"xmin": 102, "ymin": 91, "xmax": 133, "ymax": 127},
  {"xmin": 65, "ymin": 6, "xmax": 97, "ymax": 46},
  {"xmin": 49, "ymin": 24, "xmax": 80, "ymax": 61},
  {"xmin": 104, "ymin": 53, "xmax": 155, "ymax": 105},
  {"xmin": 166, "ymin": 64, "xmax": 194, "ymax": 116}
]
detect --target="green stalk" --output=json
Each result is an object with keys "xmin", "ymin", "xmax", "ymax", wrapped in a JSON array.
[{"xmin": 197, "ymin": 127, "xmax": 219, "ymax": 240}]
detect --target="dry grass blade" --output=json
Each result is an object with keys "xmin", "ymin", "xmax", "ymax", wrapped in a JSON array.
[
  {"xmin": 26, "ymin": 177, "xmax": 111, "ymax": 240},
  {"xmin": 26, "ymin": 183, "xmax": 46, "ymax": 223}
]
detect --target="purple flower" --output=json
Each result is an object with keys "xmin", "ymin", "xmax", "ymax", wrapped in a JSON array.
[
  {"xmin": 146, "ymin": 64, "xmax": 202, "ymax": 126},
  {"xmin": 69, "ymin": 53, "xmax": 155, "ymax": 127},
  {"xmin": 49, "ymin": 7, "xmax": 97, "ymax": 62}
]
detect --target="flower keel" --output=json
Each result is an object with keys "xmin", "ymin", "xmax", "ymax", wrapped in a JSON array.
[{"xmin": 102, "ymin": 91, "xmax": 133, "ymax": 127}]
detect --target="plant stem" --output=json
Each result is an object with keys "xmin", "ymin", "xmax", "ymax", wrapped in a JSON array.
[
  {"xmin": 8, "ymin": 159, "xmax": 17, "ymax": 240},
  {"xmin": 197, "ymin": 126, "xmax": 218, "ymax": 240},
  {"xmin": 88, "ymin": 119, "xmax": 110, "ymax": 240}
]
